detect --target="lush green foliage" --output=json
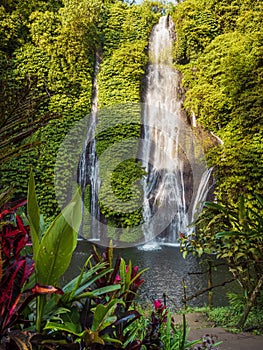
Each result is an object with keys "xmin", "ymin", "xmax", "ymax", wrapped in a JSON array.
[
  {"xmin": 173, "ymin": 0, "xmax": 263, "ymax": 202},
  {"xmin": 174, "ymin": 0, "xmax": 263, "ymax": 330},
  {"xmin": 0, "ymin": 0, "xmax": 96, "ymax": 221},
  {"xmin": 180, "ymin": 194, "xmax": 263, "ymax": 328},
  {"xmin": 1, "ymin": 0, "xmax": 262, "ymax": 240},
  {"xmin": 0, "ymin": 0, "xmax": 158, "ymax": 235},
  {"xmin": 98, "ymin": 1, "xmax": 156, "ymax": 105},
  {"xmin": 208, "ymin": 292, "xmax": 263, "ymax": 333}
]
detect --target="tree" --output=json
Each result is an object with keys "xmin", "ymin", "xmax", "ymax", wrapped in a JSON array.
[{"xmin": 181, "ymin": 195, "xmax": 263, "ymax": 328}]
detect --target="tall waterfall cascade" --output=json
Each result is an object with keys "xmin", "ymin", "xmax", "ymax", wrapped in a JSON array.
[
  {"xmin": 141, "ymin": 15, "xmax": 212, "ymax": 247},
  {"xmin": 74, "ymin": 16, "xmax": 213, "ymax": 247}
]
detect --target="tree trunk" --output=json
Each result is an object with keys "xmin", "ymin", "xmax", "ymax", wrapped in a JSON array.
[{"xmin": 237, "ymin": 274, "xmax": 263, "ymax": 329}]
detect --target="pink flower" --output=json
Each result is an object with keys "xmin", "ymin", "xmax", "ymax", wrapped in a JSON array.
[
  {"xmin": 153, "ymin": 299, "xmax": 163, "ymax": 311},
  {"xmin": 114, "ymin": 274, "xmax": 121, "ymax": 284},
  {"xmin": 130, "ymin": 266, "xmax": 144, "ymax": 290},
  {"xmin": 114, "ymin": 265, "xmax": 144, "ymax": 290},
  {"xmin": 153, "ymin": 299, "xmax": 168, "ymax": 322}
]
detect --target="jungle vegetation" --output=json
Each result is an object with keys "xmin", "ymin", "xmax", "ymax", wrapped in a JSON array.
[{"xmin": 1, "ymin": 0, "xmax": 262, "ymax": 237}]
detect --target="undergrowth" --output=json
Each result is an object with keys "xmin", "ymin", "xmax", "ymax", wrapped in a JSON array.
[{"xmin": 207, "ymin": 293, "xmax": 263, "ymax": 334}]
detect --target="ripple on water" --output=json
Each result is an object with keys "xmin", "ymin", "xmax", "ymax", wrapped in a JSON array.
[{"xmin": 63, "ymin": 241, "xmax": 241, "ymax": 308}]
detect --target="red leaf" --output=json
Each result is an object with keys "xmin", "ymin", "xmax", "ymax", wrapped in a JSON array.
[
  {"xmin": 0, "ymin": 199, "xmax": 27, "ymax": 220},
  {"xmin": 30, "ymin": 283, "xmax": 64, "ymax": 296}
]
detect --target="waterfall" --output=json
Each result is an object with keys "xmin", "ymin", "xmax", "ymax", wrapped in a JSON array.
[
  {"xmin": 78, "ymin": 51, "xmax": 102, "ymax": 240},
  {"xmin": 141, "ymin": 15, "xmax": 212, "ymax": 247},
  {"xmin": 192, "ymin": 112, "xmax": 197, "ymax": 128}
]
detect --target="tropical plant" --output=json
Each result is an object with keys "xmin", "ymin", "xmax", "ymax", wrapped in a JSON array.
[
  {"xmin": 180, "ymin": 194, "xmax": 263, "ymax": 328},
  {"xmin": 1, "ymin": 171, "xmax": 222, "ymax": 349},
  {"xmin": 129, "ymin": 298, "xmax": 219, "ymax": 350},
  {"xmin": 32, "ymin": 242, "xmax": 147, "ymax": 349},
  {"xmin": 25, "ymin": 169, "xmax": 82, "ymax": 333},
  {"xmin": 0, "ymin": 200, "xmax": 63, "ymax": 350}
]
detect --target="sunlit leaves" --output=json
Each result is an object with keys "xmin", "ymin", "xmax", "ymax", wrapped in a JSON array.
[{"xmin": 174, "ymin": 0, "xmax": 263, "ymax": 203}]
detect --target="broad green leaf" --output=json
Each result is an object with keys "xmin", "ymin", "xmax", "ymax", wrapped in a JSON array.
[
  {"xmin": 76, "ymin": 284, "xmax": 121, "ymax": 300},
  {"xmin": 36, "ymin": 194, "xmax": 81, "ymax": 285},
  {"xmin": 27, "ymin": 169, "xmax": 41, "ymax": 255},
  {"xmin": 206, "ymin": 213, "xmax": 225, "ymax": 229},
  {"xmin": 62, "ymin": 261, "xmax": 108, "ymax": 293},
  {"xmin": 196, "ymin": 247, "xmax": 203, "ymax": 256},
  {"xmin": 91, "ymin": 299, "xmax": 124, "ymax": 332},
  {"xmin": 101, "ymin": 334, "xmax": 122, "ymax": 345},
  {"xmin": 44, "ymin": 321, "xmax": 81, "ymax": 336}
]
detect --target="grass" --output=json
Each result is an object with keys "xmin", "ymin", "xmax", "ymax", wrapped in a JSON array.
[
  {"xmin": 207, "ymin": 306, "xmax": 263, "ymax": 334},
  {"xmin": 173, "ymin": 293, "xmax": 263, "ymax": 335}
]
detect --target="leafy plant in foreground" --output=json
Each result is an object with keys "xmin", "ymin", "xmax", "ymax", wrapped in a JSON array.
[
  {"xmin": 1, "ymin": 172, "xmax": 144, "ymax": 349},
  {"xmin": 127, "ymin": 299, "xmax": 210, "ymax": 350},
  {"xmin": 1, "ymin": 171, "xmax": 223, "ymax": 349},
  {"xmin": 26, "ymin": 169, "xmax": 82, "ymax": 333},
  {"xmin": 0, "ymin": 201, "xmax": 63, "ymax": 350},
  {"xmin": 34, "ymin": 243, "xmax": 146, "ymax": 349}
]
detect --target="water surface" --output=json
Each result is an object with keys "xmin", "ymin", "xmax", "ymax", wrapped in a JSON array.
[{"xmin": 65, "ymin": 241, "xmax": 240, "ymax": 309}]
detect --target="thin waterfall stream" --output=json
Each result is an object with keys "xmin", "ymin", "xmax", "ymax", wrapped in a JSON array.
[{"xmin": 78, "ymin": 51, "xmax": 102, "ymax": 240}]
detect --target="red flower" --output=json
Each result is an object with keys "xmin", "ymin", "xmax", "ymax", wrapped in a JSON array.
[
  {"xmin": 153, "ymin": 299, "xmax": 167, "ymax": 322},
  {"xmin": 153, "ymin": 299, "xmax": 163, "ymax": 311},
  {"xmin": 114, "ymin": 274, "xmax": 121, "ymax": 284},
  {"xmin": 114, "ymin": 265, "xmax": 144, "ymax": 290},
  {"xmin": 130, "ymin": 266, "xmax": 144, "ymax": 290}
]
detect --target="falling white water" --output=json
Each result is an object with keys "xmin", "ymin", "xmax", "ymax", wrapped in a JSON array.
[
  {"xmin": 192, "ymin": 112, "xmax": 197, "ymax": 128},
  {"xmin": 210, "ymin": 131, "xmax": 224, "ymax": 145},
  {"xmin": 191, "ymin": 167, "xmax": 214, "ymax": 224},
  {"xmin": 78, "ymin": 51, "xmax": 101, "ymax": 239},
  {"xmin": 141, "ymin": 16, "xmax": 212, "ymax": 247}
]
